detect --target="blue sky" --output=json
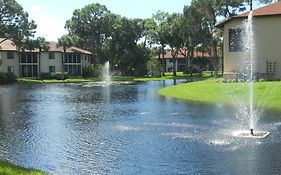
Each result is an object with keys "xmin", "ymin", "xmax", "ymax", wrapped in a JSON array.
[{"xmin": 16, "ymin": 0, "xmax": 191, "ymax": 41}]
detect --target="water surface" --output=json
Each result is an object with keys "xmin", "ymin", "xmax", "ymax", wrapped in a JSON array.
[{"xmin": 0, "ymin": 81, "xmax": 281, "ymax": 174}]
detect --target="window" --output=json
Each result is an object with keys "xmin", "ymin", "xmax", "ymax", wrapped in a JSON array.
[
  {"xmin": 49, "ymin": 66, "xmax": 55, "ymax": 73},
  {"xmin": 229, "ymin": 28, "xmax": 243, "ymax": 52},
  {"xmin": 77, "ymin": 54, "xmax": 81, "ymax": 63},
  {"xmin": 266, "ymin": 61, "xmax": 276, "ymax": 73},
  {"xmin": 20, "ymin": 53, "xmax": 38, "ymax": 63},
  {"xmin": 68, "ymin": 54, "xmax": 73, "ymax": 63},
  {"xmin": 49, "ymin": 52, "xmax": 55, "ymax": 59},
  {"xmin": 27, "ymin": 53, "xmax": 32, "ymax": 63},
  {"xmin": 7, "ymin": 66, "xmax": 14, "ymax": 73},
  {"xmin": 73, "ymin": 54, "xmax": 77, "ymax": 63},
  {"xmin": 7, "ymin": 52, "xmax": 14, "ymax": 59},
  {"xmin": 32, "ymin": 53, "xmax": 38, "ymax": 63},
  {"xmin": 20, "ymin": 54, "xmax": 27, "ymax": 63}
]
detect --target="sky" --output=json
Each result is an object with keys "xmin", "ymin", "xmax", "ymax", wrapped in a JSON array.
[{"xmin": 16, "ymin": 0, "xmax": 191, "ymax": 41}]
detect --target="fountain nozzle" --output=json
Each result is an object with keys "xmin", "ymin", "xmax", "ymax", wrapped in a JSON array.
[{"xmin": 250, "ymin": 129, "xmax": 254, "ymax": 135}]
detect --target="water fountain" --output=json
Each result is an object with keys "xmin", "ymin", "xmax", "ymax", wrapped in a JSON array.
[
  {"xmin": 233, "ymin": 11, "xmax": 270, "ymax": 138},
  {"xmin": 102, "ymin": 61, "xmax": 111, "ymax": 84},
  {"xmin": 82, "ymin": 61, "xmax": 135, "ymax": 87}
]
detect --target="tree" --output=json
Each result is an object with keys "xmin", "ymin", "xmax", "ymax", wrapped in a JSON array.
[
  {"xmin": 65, "ymin": 3, "xmax": 110, "ymax": 63},
  {"xmin": 188, "ymin": 0, "xmax": 249, "ymax": 77},
  {"xmin": 149, "ymin": 11, "xmax": 171, "ymax": 76},
  {"xmin": 105, "ymin": 16, "xmax": 147, "ymax": 75},
  {"xmin": 0, "ymin": 0, "xmax": 36, "ymax": 46},
  {"xmin": 180, "ymin": 3, "xmax": 209, "ymax": 76},
  {"xmin": 165, "ymin": 13, "xmax": 183, "ymax": 76},
  {"xmin": 57, "ymin": 34, "xmax": 73, "ymax": 79},
  {"xmin": 246, "ymin": 0, "xmax": 275, "ymax": 10},
  {"xmin": 146, "ymin": 48, "xmax": 161, "ymax": 77}
]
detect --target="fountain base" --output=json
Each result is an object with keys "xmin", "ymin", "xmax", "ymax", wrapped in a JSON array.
[
  {"xmin": 82, "ymin": 81, "xmax": 136, "ymax": 87},
  {"xmin": 233, "ymin": 130, "xmax": 270, "ymax": 138}
]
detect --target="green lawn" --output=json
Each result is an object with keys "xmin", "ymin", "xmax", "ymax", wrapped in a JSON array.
[
  {"xmin": 16, "ymin": 71, "xmax": 222, "ymax": 83},
  {"xmin": 0, "ymin": 160, "xmax": 46, "ymax": 175},
  {"xmin": 17, "ymin": 76, "xmax": 135, "ymax": 83},
  {"xmin": 135, "ymin": 71, "xmax": 221, "ymax": 81},
  {"xmin": 17, "ymin": 77, "xmax": 99, "ymax": 83},
  {"xmin": 159, "ymin": 78, "xmax": 281, "ymax": 111}
]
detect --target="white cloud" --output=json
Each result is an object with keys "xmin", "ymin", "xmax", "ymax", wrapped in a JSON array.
[{"xmin": 30, "ymin": 5, "xmax": 67, "ymax": 41}]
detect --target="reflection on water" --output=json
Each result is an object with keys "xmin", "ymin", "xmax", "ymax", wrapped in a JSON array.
[{"xmin": 0, "ymin": 81, "xmax": 280, "ymax": 174}]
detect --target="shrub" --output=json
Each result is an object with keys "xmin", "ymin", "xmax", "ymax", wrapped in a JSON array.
[
  {"xmin": 227, "ymin": 79, "xmax": 232, "ymax": 83},
  {"xmin": 82, "ymin": 65, "xmax": 101, "ymax": 77},
  {"xmin": 0, "ymin": 72, "xmax": 17, "ymax": 83},
  {"xmin": 5, "ymin": 72, "xmax": 17, "ymax": 82},
  {"xmin": 41, "ymin": 73, "xmax": 52, "ymax": 79},
  {"xmin": 146, "ymin": 57, "xmax": 161, "ymax": 77},
  {"xmin": 56, "ymin": 72, "xmax": 69, "ymax": 80},
  {"xmin": 184, "ymin": 65, "xmax": 202, "ymax": 75},
  {"xmin": 0, "ymin": 72, "xmax": 7, "ymax": 83}
]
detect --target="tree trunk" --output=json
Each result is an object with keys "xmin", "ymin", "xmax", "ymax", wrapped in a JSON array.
[
  {"xmin": 172, "ymin": 55, "xmax": 177, "ymax": 76},
  {"xmin": 171, "ymin": 48, "xmax": 177, "ymax": 77},
  {"xmin": 187, "ymin": 48, "xmax": 194, "ymax": 76},
  {"xmin": 211, "ymin": 39, "xmax": 218, "ymax": 77},
  {"xmin": 62, "ymin": 49, "xmax": 65, "ymax": 80},
  {"xmin": 161, "ymin": 46, "xmax": 165, "ymax": 76},
  {"xmin": 38, "ymin": 50, "xmax": 41, "ymax": 79},
  {"xmin": 249, "ymin": 0, "xmax": 253, "ymax": 10}
]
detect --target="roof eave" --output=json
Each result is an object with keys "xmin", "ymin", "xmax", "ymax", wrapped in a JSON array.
[{"xmin": 216, "ymin": 13, "xmax": 281, "ymax": 29}]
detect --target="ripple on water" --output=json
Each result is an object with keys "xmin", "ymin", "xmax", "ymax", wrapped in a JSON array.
[{"xmin": 114, "ymin": 125, "xmax": 143, "ymax": 132}]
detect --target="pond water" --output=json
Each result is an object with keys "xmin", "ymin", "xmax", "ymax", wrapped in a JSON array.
[{"xmin": 0, "ymin": 80, "xmax": 281, "ymax": 175}]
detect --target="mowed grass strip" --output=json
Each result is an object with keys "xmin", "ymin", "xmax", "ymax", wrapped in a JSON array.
[
  {"xmin": 159, "ymin": 78, "xmax": 281, "ymax": 111},
  {"xmin": 0, "ymin": 160, "xmax": 46, "ymax": 175}
]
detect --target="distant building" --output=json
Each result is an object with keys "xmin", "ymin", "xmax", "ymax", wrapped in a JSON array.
[
  {"xmin": 0, "ymin": 39, "xmax": 92, "ymax": 78},
  {"xmin": 159, "ymin": 49, "xmax": 211, "ymax": 72},
  {"xmin": 217, "ymin": 1, "xmax": 281, "ymax": 80}
]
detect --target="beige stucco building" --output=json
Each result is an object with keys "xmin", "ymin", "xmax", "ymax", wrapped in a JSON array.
[
  {"xmin": 0, "ymin": 39, "xmax": 92, "ymax": 78},
  {"xmin": 218, "ymin": 1, "xmax": 281, "ymax": 80}
]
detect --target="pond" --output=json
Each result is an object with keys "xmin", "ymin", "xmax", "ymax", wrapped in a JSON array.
[{"xmin": 0, "ymin": 80, "xmax": 281, "ymax": 175}]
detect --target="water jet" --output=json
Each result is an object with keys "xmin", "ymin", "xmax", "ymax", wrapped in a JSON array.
[{"xmin": 233, "ymin": 11, "xmax": 270, "ymax": 138}]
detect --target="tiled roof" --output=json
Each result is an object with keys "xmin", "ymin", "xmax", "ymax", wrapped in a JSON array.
[
  {"xmin": 0, "ymin": 38, "xmax": 92, "ymax": 54},
  {"xmin": 70, "ymin": 47, "xmax": 92, "ymax": 55},
  {"xmin": 0, "ymin": 39, "xmax": 17, "ymax": 51},
  {"xmin": 238, "ymin": 1, "xmax": 281, "ymax": 17},
  {"xmin": 216, "ymin": 1, "xmax": 281, "ymax": 28},
  {"xmin": 160, "ymin": 49, "xmax": 210, "ymax": 59}
]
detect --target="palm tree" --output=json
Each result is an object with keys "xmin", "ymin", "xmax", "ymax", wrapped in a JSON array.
[
  {"xmin": 57, "ymin": 34, "xmax": 73, "ymax": 80},
  {"xmin": 35, "ymin": 37, "xmax": 49, "ymax": 78}
]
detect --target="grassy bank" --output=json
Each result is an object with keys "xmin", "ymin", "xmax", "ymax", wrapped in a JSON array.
[
  {"xmin": 135, "ymin": 71, "xmax": 221, "ymax": 81},
  {"xmin": 16, "ymin": 71, "xmax": 221, "ymax": 83},
  {"xmin": 0, "ymin": 160, "xmax": 46, "ymax": 175},
  {"xmin": 17, "ymin": 76, "xmax": 136, "ymax": 83},
  {"xmin": 159, "ymin": 78, "xmax": 281, "ymax": 111}
]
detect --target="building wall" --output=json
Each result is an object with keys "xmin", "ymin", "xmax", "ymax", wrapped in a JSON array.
[
  {"xmin": 224, "ymin": 16, "xmax": 281, "ymax": 80},
  {"xmin": 0, "ymin": 50, "xmax": 92, "ymax": 78},
  {"xmin": 40, "ymin": 52, "xmax": 63, "ymax": 74},
  {"xmin": 0, "ymin": 51, "xmax": 20, "ymax": 77}
]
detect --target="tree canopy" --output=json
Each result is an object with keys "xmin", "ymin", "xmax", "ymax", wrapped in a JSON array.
[
  {"xmin": 1, "ymin": 0, "xmax": 277, "ymax": 77},
  {"xmin": 0, "ymin": 0, "xmax": 36, "ymax": 47}
]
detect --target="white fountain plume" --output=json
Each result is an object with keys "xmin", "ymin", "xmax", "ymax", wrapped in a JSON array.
[
  {"xmin": 102, "ymin": 61, "xmax": 111, "ymax": 84},
  {"xmin": 246, "ymin": 11, "xmax": 255, "ymax": 132},
  {"xmin": 234, "ymin": 11, "xmax": 270, "ymax": 138}
]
